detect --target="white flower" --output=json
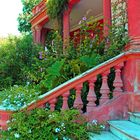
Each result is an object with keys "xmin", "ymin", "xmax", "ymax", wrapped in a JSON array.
[
  {"xmin": 100, "ymin": 125, "xmax": 105, "ymax": 129},
  {"xmin": 45, "ymin": 47, "xmax": 48, "ymax": 51},
  {"xmin": 28, "ymin": 129, "xmax": 32, "ymax": 133},
  {"xmin": 8, "ymin": 95, "xmax": 11, "ymax": 98},
  {"xmin": 26, "ymin": 81, "xmax": 30, "ymax": 85},
  {"xmin": 63, "ymin": 137, "xmax": 71, "ymax": 140},
  {"xmin": 14, "ymin": 133, "xmax": 20, "ymax": 138},
  {"xmin": 35, "ymin": 92, "xmax": 40, "ymax": 95},
  {"xmin": 8, "ymin": 127, "xmax": 11, "ymax": 131},
  {"xmin": 14, "ymin": 85, "xmax": 19, "ymax": 88},
  {"xmin": 48, "ymin": 114, "xmax": 54, "ymax": 118},
  {"xmin": 6, "ymin": 120, "xmax": 10, "ymax": 123},
  {"xmin": 12, "ymin": 118, "xmax": 16, "ymax": 121},
  {"xmin": 92, "ymin": 119, "xmax": 98, "ymax": 125},
  {"xmin": 61, "ymin": 122, "xmax": 65, "ymax": 127},
  {"xmin": 55, "ymin": 128, "xmax": 61, "ymax": 133},
  {"xmin": 79, "ymin": 20, "xmax": 82, "ymax": 25}
]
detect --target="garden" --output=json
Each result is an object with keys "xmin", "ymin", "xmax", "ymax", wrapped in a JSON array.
[{"xmin": 0, "ymin": 0, "xmax": 128, "ymax": 139}]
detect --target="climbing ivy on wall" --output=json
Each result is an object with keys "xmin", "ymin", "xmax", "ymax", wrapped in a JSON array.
[{"xmin": 47, "ymin": 0, "xmax": 69, "ymax": 36}]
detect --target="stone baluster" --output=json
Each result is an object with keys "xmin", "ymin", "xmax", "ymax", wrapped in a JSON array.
[
  {"xmin": 113, "ymin": 63, "xmax": 124, "ymax": 96},
  {"xmin": 74, "ymin": 84, "xmax": 83, "ymax": 111},
  {"xmin": 49, "ymin": 98, "xmax": 57, "ymax": 111},
  {"xmin": 87, "ymin": 77, "xmax": 97, "ymax": 113},
  {"xmin": 62, "ymin": 91, "xmax": 70, "ymax": 110},
  {"xmin": 100, "ymin": 70, "xmax": 110, "ymax": 105}
]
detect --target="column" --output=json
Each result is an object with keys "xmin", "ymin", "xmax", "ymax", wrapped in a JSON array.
[
  {"xmin": 41, "ymin": 28, "xmax": 48, "ymax": 46},
  {"xmin": 35, "ymin": 25, "xmax": 42, "ymax": 44},
  {"xmin": 127, "ymin": 0, "xmax": 140, "ymax": 50},
  {"xmin": 103, "ymin": 0, "xmax": 112, "ymax": 37},
  {"xmin": 63, "ymin": 7, "xmax": 71, "ymax": 50},
  {"xmin": 123, "ymin": 0, "xmax": 140, "ymax": 93}
]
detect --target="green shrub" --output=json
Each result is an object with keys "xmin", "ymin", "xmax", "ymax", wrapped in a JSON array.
[
  {"xmin": 0, "ymin": 85, "xmax": 40, "ymax": 110},
  {"xmin": 0, "ymin": 0, "xmax": 129, "ymax": 112},
  {"xmin": 0, "ymin": 35, "xmax": 40, "ymax": 90},
  {"xmin": 1, "ymin": 109, "xmax": 104, "ymax": 140}
]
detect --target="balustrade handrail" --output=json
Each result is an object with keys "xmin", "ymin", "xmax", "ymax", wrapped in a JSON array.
[{"xmin": 25, "ymin": 50, "xmax": 140, "ymax": 111}]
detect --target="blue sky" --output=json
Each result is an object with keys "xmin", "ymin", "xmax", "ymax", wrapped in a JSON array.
[{"xmin": 0, "ymin": 0, "xmax": 23, "ymax": 37}]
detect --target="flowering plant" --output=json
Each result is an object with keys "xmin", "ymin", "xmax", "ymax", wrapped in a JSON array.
[
  {"xmin": 2, "ymin": 109, "xmax": 88, "ymax": 140},
  {"xmin": 1, "ymin": 109, "xmax": 105, "ymax": 140},
  {"xmin": 87, "ymin": 119, "xmax": 105, "ymax": 134}
]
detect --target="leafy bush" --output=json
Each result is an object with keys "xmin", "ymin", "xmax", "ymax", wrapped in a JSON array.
[
  {"xmin": 1, "ymin": 109, "xmax": 104, "ymax": 140},
  {"xmin": 47, "ymin": 0, "xmax": 68, "ymax": 36},
  {"xmin": 0, "ymin": 85, "xmax": 40, "ymax": 110},
  {"xmin": 0, "ymin": 35, "xmax": 40, "ymax": 90}
]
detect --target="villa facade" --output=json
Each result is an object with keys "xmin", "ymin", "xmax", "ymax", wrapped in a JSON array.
[{"xmin": 0, "ymin": 1, "xmax": 140, "ymax": 139}]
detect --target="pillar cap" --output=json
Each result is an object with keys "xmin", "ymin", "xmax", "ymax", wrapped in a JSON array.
[{"xmin": 35, "ymin": 25, "xmax": 42, "ymax": 30}]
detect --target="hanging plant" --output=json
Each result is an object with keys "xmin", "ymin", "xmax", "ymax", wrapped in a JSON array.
[{"xmin": 47, "ymin": 0, "xmax": 69, "ymax": 36}]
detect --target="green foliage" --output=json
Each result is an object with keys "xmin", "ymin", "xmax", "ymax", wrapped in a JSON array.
[
  {"xmin": 0, "ymin": 0, "xmax": 129, "ymax": 113},
  {"xmin": 43, "ymin": 60, "xmax": 65, "ymax": 90},
  {"xmin": 47, "ymin": 0, "xmax": 68, "ymax": 19},
  {"xmin": 0, "ymin": 85, "xmax": 40, "ymax": 110},
  {"xmin": 105, "ymin": 0, "xmax": 128, "ymax": 59},
  {"xmin": 47, "ymin": 0, "xmax": 68, "ymax": 35},
  {"xmin": 2, "ymin": 109, "xmax": 105, "ymax": 139},
  {"xmin": 80, "ymin": 54, "xmax": 102, "ymax": 69},
  {"xmin": 1, "ymin": 109, "xmax": 89, "ymax": 140},
  {"xmin": 18, "ymin": 0, "xmax": 41, "ymax": 33},
  {"xmin": 46, "ymin": 31, "xmax": 63, "ymax": 57},
  {"xmin": 0, "ymin": 35, "xmax": 40, "ymax": 90},
  {"xmin": 24, "ymin": 3, "xmax": 128, "ymax": 96}
]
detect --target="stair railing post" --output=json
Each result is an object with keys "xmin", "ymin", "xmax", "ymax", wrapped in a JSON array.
[
  {"xmin": 100, "ymin": 70, "xmax": 110, "ymax": 105},
  {"xmin": 87, "ymin": 77, "xmax": 97, "ymax": 113},
  {"xmin": 49, "ymin": 98, "xmax": 57, "ymax": 111},
  {"xmin": 74, "ymin": 84, "xmax": 83, "ymax": 111},
  {"xmin": 113, "ymin": 62, "xmax": 124, "ymax": 96},
  {"xmin": 62, "ymin": 91, "xmax": 70, "ymax": 110}
]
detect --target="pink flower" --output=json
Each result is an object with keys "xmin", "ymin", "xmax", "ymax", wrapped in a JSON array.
[
  {"xmin": 82, "ymin": 16, "xmax": 87, "ymax": 21},
  {"xmin": 39, "ymin": 52, "xmax": 43, "ymax": 59}
]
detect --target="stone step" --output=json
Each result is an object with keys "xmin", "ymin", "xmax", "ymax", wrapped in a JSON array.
[
  {"xmin": 108, "ymin": 120, "xmax": 140, "ymax": 140},
  {"xmin": 89, "ymin": 131, "xmax": 120, "ymax": 140},
  {"xmin": 129, "ymin": 112, "xmax": 140, "ymax": 125}
]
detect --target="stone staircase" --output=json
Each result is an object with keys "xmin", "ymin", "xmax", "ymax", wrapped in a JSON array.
[
  {"xmin": 90, "ymin": 112, "xmax": 140, "ymax": 140},
  {"xmin": 0, "ymin": 51, "xmax": 140, "ymax": 134}
]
